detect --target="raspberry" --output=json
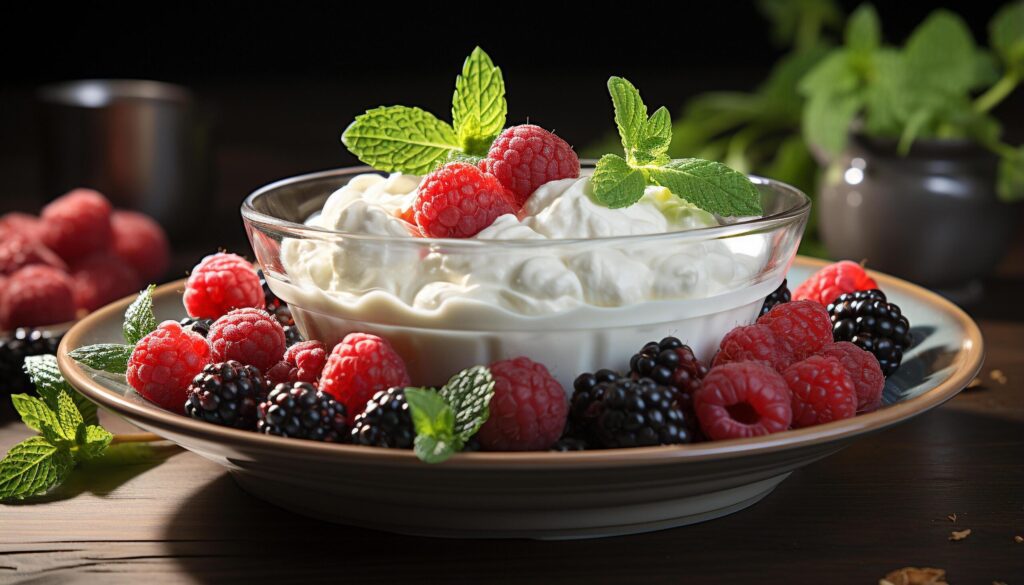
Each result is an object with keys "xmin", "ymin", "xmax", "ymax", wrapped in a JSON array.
[
  {"xmin": 817, "ymin": 341, "xmax": 885, "ymax": 412},
  {"xmin": 793, "ymin": 260, "xmax": 878, "ymax": 306},
  {"xmin": 0, "ymin": 233, "xmax": 67, "ymax": 275},
  {"xmin": 183, "ymin": 253, "xmax": 264, "ymax": 319},
  {"xmin": 40, "ymin": 189, "xmax": 113, "ymax": 263},
  {"xmin": 207, "ymin": 308, "xmax": 286, "ymax": 372},
  {"xmin": 0, "ymin": 265, "xmax": 76, "ymax": 329},
  {"xmin": 695, "ymin": 362, "xmax": 792, "ymax": 440},
  {"xmin": 0, "ymin": 212, "xmax": 42, "ymax": 241},
  {"xmin": 413, "ymin": 162, "xmax": 518, "ymax": 238},
  {"xmin": 111, "ymin": 210, "xmax": 170, "ymax": 283},
  {"xmin": 476, "ymin": 357, "xmax": 567, "ymax": 451},
  {"xmin": 318, "ymin": 333, "xmax": 410, "ymax": 416},
  {"xmin": 70, "ymin": 253, "xmax": 142, "ymax": 311},
  {"xmin": 481, "ymin": 125, "xmax": 581, "ymax": 205},
  {"xmin": 265, "ymin": 340, "xmax": 327, "ymax": 386},
  {"xmin": 782, "ymin": 355, "xmax": 857, "ymax": 428},
  {"xmin": 711, "ymin": 324, "xmax": 785, "ymax": 370},
  {"xmin": 757, "ymin": 300, "xmax": 832, "ymax": 366},
  {"xmin": 126, "ymin": 320, "xmax": 212, "ymax": 411}
]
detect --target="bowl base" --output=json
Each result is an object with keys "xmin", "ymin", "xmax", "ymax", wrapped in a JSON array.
[{"xmin": 230, "ymin": 470, "xmax": 790, "ymax": 540}]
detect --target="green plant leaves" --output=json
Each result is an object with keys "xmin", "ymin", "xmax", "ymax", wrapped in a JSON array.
[
  {"xmin": 25, "ymin": 355, "xmax": 98, "ymax": 426},
  {"xmin": 592, "ymin": 154, "xmax": 647, "ymax": 209},
  {"xmin": 646, "ymin": 158, "xmax": 764, "ymax": 217},
  {"xmin": 10, "ymin": 394, "xmax": 60, "ymax": 435},
  {"xmin": 404, "ymin": 387, "xmax": 459, "ymax": 464},
  {"xmin": 452, "ymin": 47, "xmax": 506, "ymax": 154},
  {"xmin": 991, "ymin": 1, "xmax": 1024, "ymax": 71},
  {"xmin": 998, "ymin": 145, "xmax": 1024, "ymax": 202},
  {"xmin": 904, "ymin": 10, "xmax": 977, "ymax": 96},
  {"xmin": 846, "ymin": 4, "xmax": 881, "ymax": 58},
  {"xmin": 0, "ymin": 437, "xmax": 74, "ymax": 501},
  {"xmin": 342, "ymin": 106, "xmax": 461, "ymax": 176},
  {"xmin": 68, "ymin": 344, "xmax": 132, "ymax": 374},
  {"xmin": 123, "ymin": 285, "xmax": 157, "ymax": 346}
]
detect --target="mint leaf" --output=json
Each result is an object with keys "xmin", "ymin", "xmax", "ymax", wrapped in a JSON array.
[
  {"xmin": 342, "ymin": 106, "xmax": 460, "ymax": 175},
  {"xmin": 55, "ymin": 391, "xmax": 84, "ymax": 444},
  {"xmin": 10, "ymin": 394, "xmax": 59, "ymax": 435},
  {"xmin": 444, "ymin": 151, "xmax": 486, "ymax": 167},
  {"xmin": 607, "ymin": 76, "xmax": 648, "ymax": 162},
  {"xmin": 24, "ymin": 355, "xmax": 99, "ymax": 427},
  {"xmin": 452, "ymin": 46, "xmax": 506, "ymax": 154},
  {"xmin": 803, "ymin": 90, "xmax": 864, "ymax": 157},
  {"xmin": 413, "ymin": 434, "xmax": 458, "ymax": 464},
  {"xmin": 404, "ymin": 387, "xmax": 459, "ymax": 463},
  {"xmin": 904, "ymin": 10, "xmax": 977, "ymax": 95},
  {"xmin": 69, "ymin": 344, "xmax": 132, "ymax": 374},
  {"xmin": 645, "ymin": 158, "xmax": 763, "ymax": 217},
  {"xmin": 123, "ymin": 285, "xmax": 156, "ymax": 346},
  {"xmin": 438, "ymin": 366, "xmax": 495, "ymax": 441},
  {"xmin": 991, "ymin": 1, "xmax": 1024, "ymax": 70},
  {"xmin": 0, "ymin": 436, "xmax": 74, "ymax": 501},
  {"xmin": 998, "ymin": 146, "xmax": 1024, "ymax": 202},
  {"xmin": 77, "ymin": 425, "xmax": 114, "ymax": 460},
  {"xmin": 591, "ymin": 154, "xmax": 646, "ymax": 209},
  {"xmin": 635, "ymin": 106, "xmax": 672, "ymax": 165},
  {"xmin": 799, "ymin": 51, "xmax": 858, "ymax": 97},
  {"xmin": 846, "ymin": 4, "xmax": 881, "ymax": 58}
]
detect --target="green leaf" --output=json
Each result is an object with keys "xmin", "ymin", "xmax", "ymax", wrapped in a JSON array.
[
  {"xmin": 404, "ymin": 388, "xmax": 459, "ymax": 464},
  {"xmin": 438, "ymin": 365, "xmax": 495, "ymax": 441},
  {"xmin": 123, "ymin": 285, "xmax": 157, "ymax": 346},
  {"xmin": 55, "ymin": 391, "xmax": 84, "ymax": 444},
  {"xmin": 998, "ymin": 146, "xmax": 1024, "ymax": 202},
  {"xmin": 645, "ymin": 158, "xmax": 763, "ymax": 217},
  {"xmin": 803, "ymin": 90, "xmax": 863, "ymax": 156},
  {"xmin": 635, "ymin": 106, "xmax": 672, "ymax": 165},
  {"xmin": 991, "ymin": 1, "xmax": 1024, "ymax": 70},
  {"xmin": 24, "ymin": 355, "xmax": 99, "ymax": 427},
  {"xmin": 10, "ymin": 394, "xmax": 59, "ymax": 435},
  {"xmin": 607, "ymin": 77, "xmax": 648, "ymax": 161},
  {"xmin": 904, "ymin": 10, "xmax": 977, "ymax": 95},
  {"xmin": 413, "ymin": 434, "xmax": 458, "ymax": 464},
  {"xmin": 591, "ymin": 154, "xmax": 647, "ymax": 209},
  {"xmin": 76, "ymin": 425, "xmax": 114, "ymax": 460},
  {"xmin": 846, "ymin": 4, "xmax": 881, "ymax": 57},
  {"xmin": 452, "ymin": 47, "xmax": 506, "ymax": 152},
  {"xmin": 342, "ymin": 106, "xmax": 460, "ymax": 175},
  {"xmin": 798, "ymin": 50, "xmax": 858, "ymax": 97},
  {"xmin": 68, "ymin": 344, "xmax": 132, "ymax": 374},
  {"xmin": 0, "ymin": 436, "xmax": 74, "ymax": 501}
]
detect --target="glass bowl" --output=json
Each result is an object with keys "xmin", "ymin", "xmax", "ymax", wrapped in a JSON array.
[{"xmin": 241, "ymin": 166, "xmax": 810, "ymax": 390}]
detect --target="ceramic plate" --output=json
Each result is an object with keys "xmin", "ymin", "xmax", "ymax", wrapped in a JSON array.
[{"xmin": 57, "ymin": 257, "xmax": 983, "ymax": 539}]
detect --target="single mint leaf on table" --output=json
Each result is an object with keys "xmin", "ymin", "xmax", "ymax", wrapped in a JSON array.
[
  {"xmin": 342, "ymin": 106, "xmax": 460, "ymax": 175},
  {"xmin": 76, "ymin": 425, "xmax": 114, "ymax": 460},
  {"xmin": 404, "ymin": 387, "xmax": 459, "ymax": 464},
  {"xmin": 123, "ymin": 284, "xmax": 157, "ymax": 346},
  {"xmin": 0, "ymin": 436, "xmax": 74, "ymax": 501},
  {"xmin": 452, "ymin": 46, "xmax": 506, "ymax": 155},
  {"xmin": 592, "ymin": 154, "xmax": 647, "ymax": 209},
  {"xmin": 10, "ymin": 394, "xmax": 59, "ymax": 435},
  {"xmin": 990, "ymin": 1, "xmax": 1024, "ymax": 70},
  {"xmin": 438, "ymin": 365, "xmax": 495, "ymax": 441},
  {"xmin": 68, "ymin": 344, "xmax": 132, "ymax": 374},
  {"xmin": 646, "ymin": 158, "xmax": 764, "ymax": 217},
  {"xmin": 25, "ymin": 355, "xmax": 98, "ymax": 427}
]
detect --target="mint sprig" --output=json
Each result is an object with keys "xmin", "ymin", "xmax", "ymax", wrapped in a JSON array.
[
  {"xmin": 123, "ymin": 284, "xmax": 157, "ymax": 346},
  {"xmin": 342, "ymin": 47, "xmax": 507, "ymax": 174},
  {"xmin": 71, "ymin": 286, "xmax": 156, "ymax": 376},
  {"xmin": 0, "ymin": 437, "xmax": 74, "ymax": 501},
  {"xmin": 403, "ymin": 365, "xmax": 497, "ymax": 464},
  {"xmin": 594, "ymin": 77, "xmax": 762, "ymax": 216}
]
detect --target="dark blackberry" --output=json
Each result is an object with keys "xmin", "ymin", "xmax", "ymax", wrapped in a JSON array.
[
  {"xmin": 628, "ymin": 337, "xmax": 707, "ymax": 435},
  {"xmin": 350, "ymin": 386, "xmax": 415, "ymax": 449},
  {"xmin": 257, "ymin": 269, "xmax": 283, "ymax": 309},
  {"xmin": 566, "ymin": 368, "xmax": 620, "ymax": 441},
  {"xmin": 269, "ymin": 304, "xmax": 295, "ymax": 328},
  {"xmin": 258, "ymin": 381, "xmax": 348, "ymax": 442},
  {"xmin": 760, "ymin": 279, "xmax": 791, "ymax": 316},
  {"xmin": 0, "ymin": 328, "xmax": 62, "ymax": 395},
  {"xmin": 283, "ymin": 324, "xmax": 303, "ymax": 347},
  {"xmin": 550, "ymin": 437, "xmax": 589, "ymax": 451},
  {"xmin": 827, "ymin": 289, "xmax": 912, "ymax": 376},
  {"xmin": 592, "ymin": 377, "xmax": 691, "ymax": 448},
  {"xmin": 179, "ymin": 317, "xmax": 214, "ymax": 338},
  {"xmin": 185, "ymin": 360, "xmax": 269, "ymax": 429}
]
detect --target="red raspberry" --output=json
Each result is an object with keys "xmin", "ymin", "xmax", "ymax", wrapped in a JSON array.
[
  {"xmin": 413, "ymin": 162, "xmax": 518, "ymax": 238},
  {"xmin": 476, "ymin": 357, "xmax": 567, "ymax": 451},
  {"xmin": 319, "ymin": 333, "xmax": 410, "ymax": 415},
  {"xmin": 127, "ymin": 320, "xmax": 212, "ymax": 411},
  {"xmin": 70, "ymin": 253, "xmax": 142, "ymax": 311},
  {"xmin": 183, "ymin": 253, "xmax": 263, "ymax": 319},
  {"xmin": 793, "ymin": 260, "xmax": 878, "ymax": 306},
  {"xmin": 757, "ymin": 300, "xmax": 832, "ymax": 366},
  {"xmin": 266, "ymin": 340, "xmax": 328, "ymax": 386},
  {"xmin": 0, "ymin": 233, "xmax": 67, "ymax": 275},
  {"xmin": 40, "ymin": 189, "xmax": 113, "ymax": 263},
  {"xmin": 711, "ymin": 324, "xmax": 786, "ymax": 370},
  {"xmin": 782, "ymin": 355, "xmax": 857, "ymax": 428},
  {"xmin": 0, "ymin": 212, "xmax": 42, "ymax": 241},
  {"xmin": 694, "ymin": 362, "xmax": 792, "ymax": 440},
  {"xmin": 0, "ymin": 265, "xmax": 76, "ymax": 329},
  {"xmin": 208, "ymin": 308, "xmax": 286, "ymax": 372},
  {"xmin": 817, "ymin": 341, "xmax": 885, "ymax": 412},
  {"xmin": 111, "ymin": 210, "xmax": 170, "ymax": 283},
  {"xmin": 481, "ymin": 125, "xmax": 581, "ymax": 206}
]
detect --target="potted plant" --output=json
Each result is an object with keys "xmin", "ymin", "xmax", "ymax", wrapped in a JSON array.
[{"xmin": 800, "ymin": 3, "xmax": 1024, "ymax": 296}]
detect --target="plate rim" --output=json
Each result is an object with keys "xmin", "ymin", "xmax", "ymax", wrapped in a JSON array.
[{"xmin": 57, "ymin": 256, "xmax": 985, "ymax": 469}]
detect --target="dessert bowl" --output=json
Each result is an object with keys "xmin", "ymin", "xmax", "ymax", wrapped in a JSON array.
[
  {"xmin": 241, "ymin": 165, "xmax": 809, "ymax": 390},
  {"xmin": 56, "ymin": 258, "xmax": 983, "ymax": 539}
]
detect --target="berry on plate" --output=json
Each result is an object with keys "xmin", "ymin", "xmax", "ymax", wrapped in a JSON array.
[
  {"xmin": 694, "ymin": 362, "xmax": 792, "ymax": 440},
  {"xmin": 481, "ymin": 124, "xmax": 581, "ymax": 206},
  {"xmin": 319, "ymin": 332, "xmax": 410, "ymax": 416},
  {"xmin": 258, "ymin": 381, "xmax": 349, "ymax": 442},
  {"xmin": 782, "ymin": 355, "xmax": 857, "ymax": 428},
  {"xmin": 589, "ymin": 376, "xmax": 691, "ymax": 448},
  {"xmin": 793, "ymin": 260, "xmax": 878, "ymax": 306},
  {"xmin": 40, "ymin": 189, "xmax": 113, "ymax": 264},
  {"xmin": 185, "ymin": 360, "xmax": 269, "ymax": 429},
  {"xmin": 70, "ymin": 252, "xmax": 142, "ymax": 311},
  {"xmin": 629, "ymin": 336, "xmax": 707, "ymax": 435},
  {"xmin": 266, "ymin": 340, "xmax": 328, "ymax": 386},
  {"xmin": 126, "ymin": 320, "xmax": 212, "ymax": 411},
  {"xmin": 760, "ymin": 278, "xmax": 791, "ymax": 316},
  {"xmin": 476, "ymin": 357, "xmax": 567, "ymax": 451},
  {"xmin": 0, "ymin": 265, "xmax": 77, "ymax": 329},
  {"xmin": 183, "ymin": 252, "xmax": 264, "ymax": 319},
  {"xmin": 567, "ymin": 368, "xmax": 620, "ymax": 440},
  {"xmin": 349, "ymin": 386, "xmax": 415, "ymax": 449},
  {"xmin": 817, "ymin": 341, "xmax": 885, "ymax": 412},
  {"xmin": 828, "ymin": 289, "xmax": 912, "ymax": 377},
  {"xmin": 208, "ymin": 308, "xmax": 286, "ymax": 372},
  {"xmin": 757, "ymin": 300, "xmax": 833, "ymax": 366},
  {"xmin": 111, "ymin": 210, "xmax": 170, "ymax": 283},
  {"xmin": 413, "ymin": 162, "xmax": 518, "ymax": 238},
  {"xmin": 711, "ymin": 324, "xmax": 786, "ymax": 371}
]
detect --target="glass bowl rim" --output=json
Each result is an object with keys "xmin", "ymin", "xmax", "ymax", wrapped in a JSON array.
[{"xmin": 240, "ymin": 164, "xmax": 811, "ymax": 248}]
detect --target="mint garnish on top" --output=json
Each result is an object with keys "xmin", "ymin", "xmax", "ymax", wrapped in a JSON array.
[
  {"xmin": 593, "ymin": 77, "xmax": 763, "ymax": 216},
  {"xmin": 341, "ymin": 47, "xmax": 506, "ymax": 174}
]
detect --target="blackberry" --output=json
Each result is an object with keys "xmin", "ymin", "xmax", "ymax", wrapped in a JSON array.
[
  {"xmin": 550, "ymin": 437, "xmax": 589, "ymax": 451},
  {"xmin": 628, "ymin": 337, "xmax": 707, "ymax": 435},
  {"xmin": 566, "ymin": 368, "xmax": 620, "ymax": 440},
  {"xmin": 0, "ymin": 329, "xmax": 62, "ymax": 395},
  {"xmin": 760, "ymin": 279, "xmax": 791, "ymax": 316},
  {"xmin": 283, "ymin": 324, "xmax": 303, "ymax": 347},
  {"xmin": 350, "ymin": 387, "xmax": 415, "ymax": 449},
  {"xmin": 179, "ymin": 317, "xmax": 214, "ymax": 338},
  {"xmin": 185, "ymin": 360, "xmax": 269, "ymax": 429},
  {"xmin": 257, "ymin": 269, "xmax": 282, "ymax": 309},
  {"xmin": 269, "ymin": 304, "xmax": 295, "ymax": 328},
  {"xmin": 258, "ymin": 381, "xmax": 348, "ymax": 442},
  {"xmin": 591, "ymin": 377, "xmax": 691, "ymax": 448},
  {"xmin": 827, "ymin": 289, "xmax": 912, "ymax": 376}
]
